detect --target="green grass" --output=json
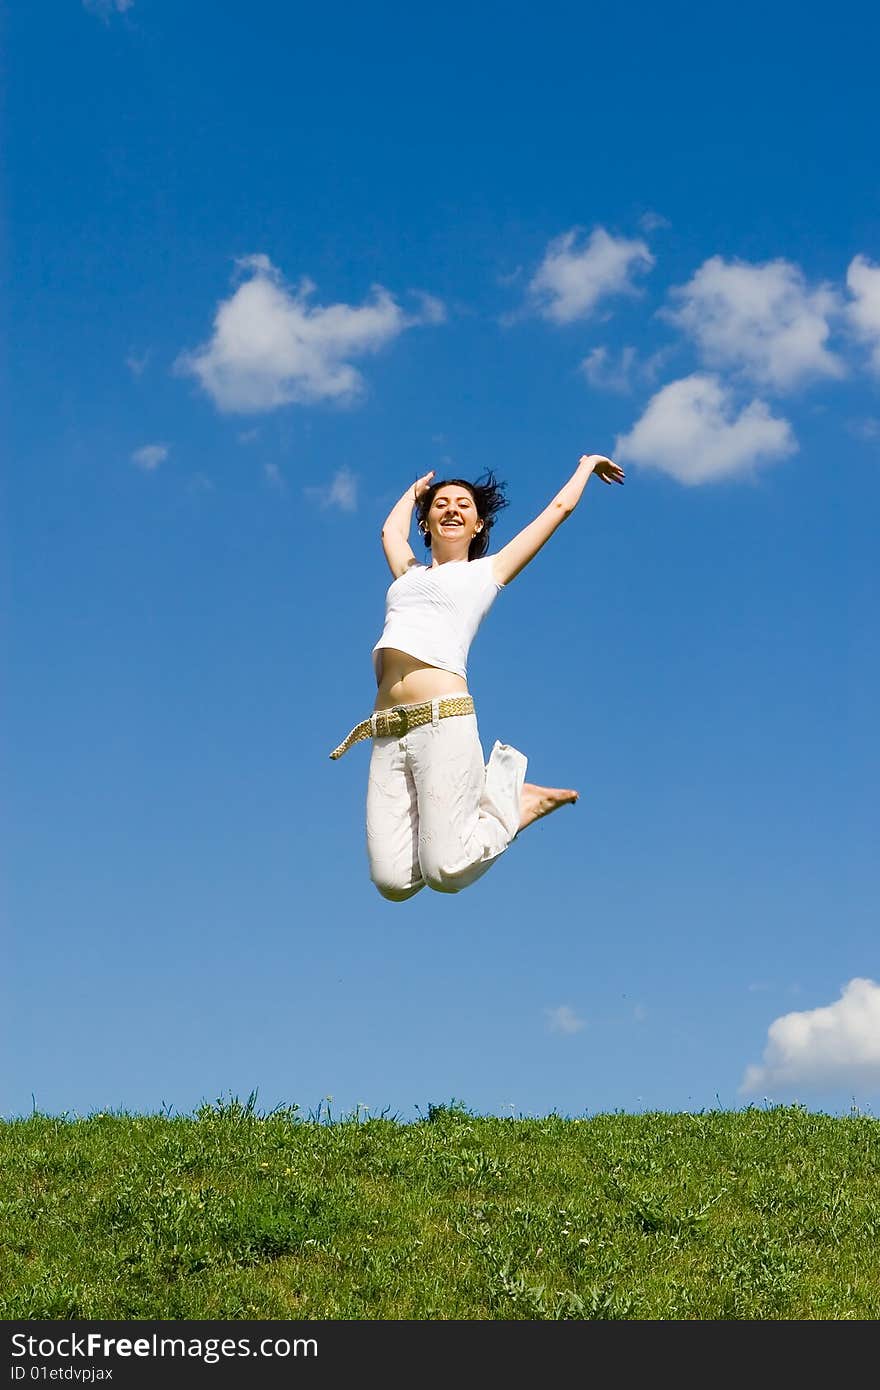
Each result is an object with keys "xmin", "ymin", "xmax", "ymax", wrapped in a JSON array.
[{"xmin": 3, "ymin": 1095, "xmax": 879, "ymax": 1319}]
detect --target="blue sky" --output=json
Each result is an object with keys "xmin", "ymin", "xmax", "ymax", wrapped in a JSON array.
[{"xmin": 4, "ymin": 0, "xmax": 879, "ymax": 1122}]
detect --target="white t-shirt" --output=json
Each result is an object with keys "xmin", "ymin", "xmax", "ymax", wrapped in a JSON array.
[{"xmin": 372, "ymin": 556, "xmax": 503, "ymax": 683}]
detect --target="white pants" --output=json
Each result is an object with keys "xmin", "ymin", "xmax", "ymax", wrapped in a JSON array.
[{"xmin": 366, "ymin": 704, "xmax": 528, "ymax": 901}]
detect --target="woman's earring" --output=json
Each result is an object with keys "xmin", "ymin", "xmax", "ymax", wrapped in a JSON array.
[{"xmin": 418, "ymin": 521, "xmax": 428, "ymax": 535}]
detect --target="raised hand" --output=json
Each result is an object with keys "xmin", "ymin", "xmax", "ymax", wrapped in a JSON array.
[
  {"xmin": 413, "ymin": 470, "xmax": 436, "ymax": 501},
  {"xmin": 579, "ymin": 453, "xmax": 625, "ymax": 485}
]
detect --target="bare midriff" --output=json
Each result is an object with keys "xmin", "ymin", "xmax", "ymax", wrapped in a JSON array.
[{"xmin": 374, "ymin": 647, "xmax": 469, "ymax": 711}]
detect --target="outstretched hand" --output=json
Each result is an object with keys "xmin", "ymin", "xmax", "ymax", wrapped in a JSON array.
[
  {"xmin": 413, "ymin": 470, "xmax": 435, "ymax": 501},
  {"xmin": 580, "ymin": 453, "xmax": 625, "ymax": 485}
]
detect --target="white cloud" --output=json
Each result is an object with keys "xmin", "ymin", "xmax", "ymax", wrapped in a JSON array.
[
  {"xmin": 83, "ymin": 0, "xmax": 133, "ymax": 16},
  {"xmin": 263, "ymin": 463, "xmax": 286, "ymax": 493},
  {"xmin": 125, "ymin": 350, "xmax": 149, "ymax": 377},
  {"xmin": 497, "ymin": 266, "xmax": 524, "ymax": 287},
  {"xmin": 411, "ymin": 292, "xmax": 447, "ymax": 325},
  {"xmin": 639, "ymin": 211, "xmax": 671, "ymax": 233},
  {"xmin": 846, "ymin": 255, "xmax": 880, "ymax": 375},
  {"xmin": 528, "ymin": 227, "xmax": 654, "ymax": 325},
  {"xmin": 664, "ymin": 255, "xmax": 844, "ymax": 391},
  {"xmin": 847, "ymin": 417, "xmax": 880, "ymax": 441},
  {"xmin": 176, "ymin": 256, "xmax": 443, "ymax": 413},
  {"xmin": 580, "ymin": 344, "xmax": 676, "ymax": 394},
  {"xmin": 740, "ymin": 978, "xmax": 880, "ymax": 1096},
  {"xmin": 580, "ymin": 346, "xmax": 638, "ymax": 393},
  {"xmin": 642, "ymin": 345, "xmax": 679, "ymax": 382},
  {"xmin": 304, "ymin": 467, "xmax": 358, "ymax": 513},
  {"xmin": 131, "ymin": 443, "xmax": 168, "ymax": 470},
  {"xmin": 186, "ymin": 472, "xmax": 214, "ymax": 495},
  {"xmin": 615, "ymin": 373, "xmax": 796, "ymax": 485},
  {"xmin": 545, "ymin": 1004, "xmax": 586, "ymax": 1035}
]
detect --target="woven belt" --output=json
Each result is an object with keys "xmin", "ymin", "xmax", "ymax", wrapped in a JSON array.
[{"xmin": 329, "ymin": 694, "xmax": 475, "ymax": 760}]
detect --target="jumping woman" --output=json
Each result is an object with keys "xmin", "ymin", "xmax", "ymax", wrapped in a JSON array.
[{"xmin": 330, "ymin": 452, "xmax": 624, "ymax": 900}]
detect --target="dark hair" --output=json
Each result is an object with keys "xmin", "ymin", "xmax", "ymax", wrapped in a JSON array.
[{"xmin": 416, "ymin": 471, "xmax": 509, "ymax": 560}]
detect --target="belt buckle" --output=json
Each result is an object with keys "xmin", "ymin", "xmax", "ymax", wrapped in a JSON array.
[{"xmin": 388, "ymin": 704, "xmax": 410, "ymax": 737}]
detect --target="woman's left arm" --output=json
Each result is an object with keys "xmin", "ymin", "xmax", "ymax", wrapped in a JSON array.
[{"xmin": 491, "ymin": 454, "xmax": 624, "ymax": 586}]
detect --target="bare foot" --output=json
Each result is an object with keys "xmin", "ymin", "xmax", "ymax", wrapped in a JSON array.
[{"xmin": 517, "ymin": 782, "xmax": 579, "ymax": 833}]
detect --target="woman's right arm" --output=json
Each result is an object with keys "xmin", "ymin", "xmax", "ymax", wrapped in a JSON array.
[{"xmin": 380, "ymin": 470, "xmax": 435, "ymax": 578}]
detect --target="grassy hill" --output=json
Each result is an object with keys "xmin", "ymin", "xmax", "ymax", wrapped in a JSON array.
[{"xmin": 3, "ymin": 1096, "xmax": 878, "ymax": 1319}]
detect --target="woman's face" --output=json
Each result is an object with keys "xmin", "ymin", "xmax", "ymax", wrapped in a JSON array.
[{"xmin": 426, "ymin": 485, "xmax": 482, "ymax": 546}]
